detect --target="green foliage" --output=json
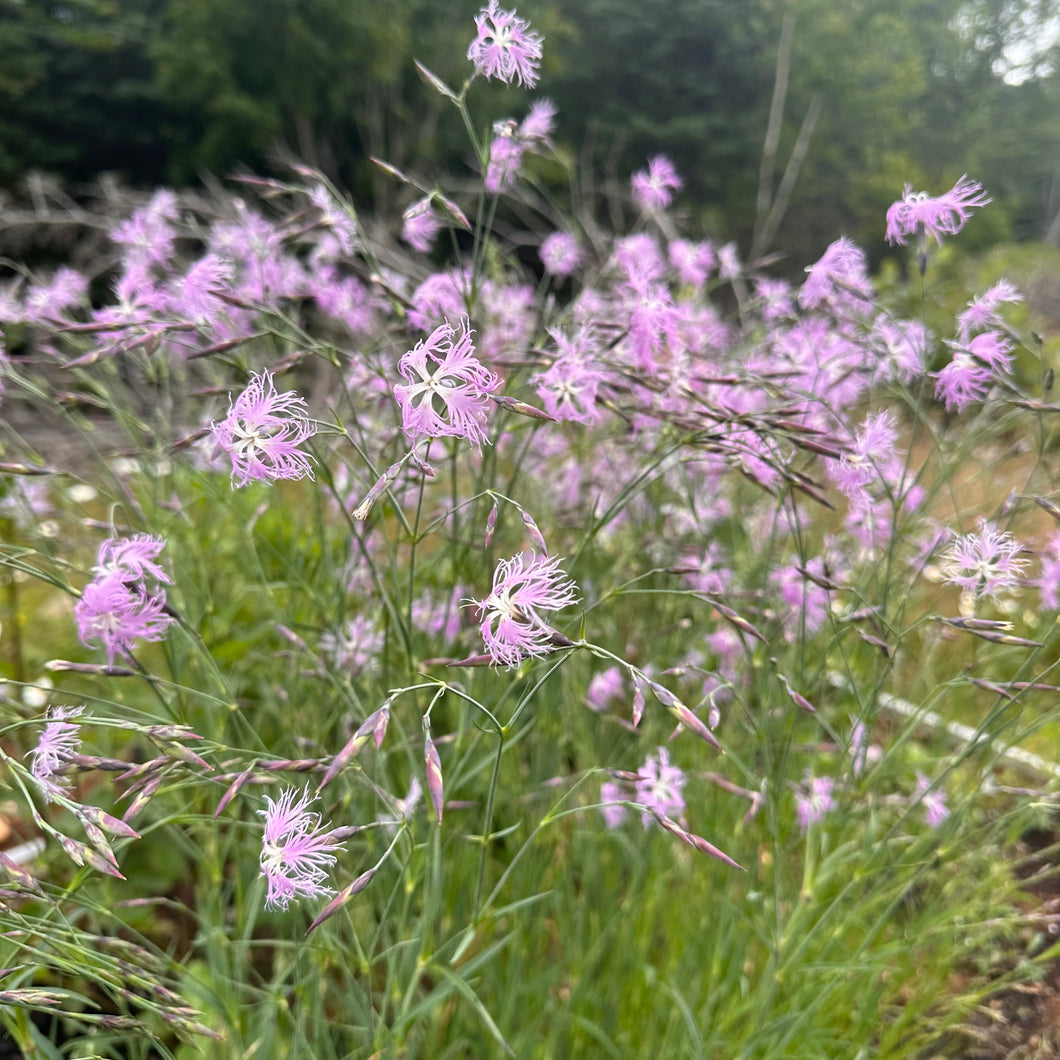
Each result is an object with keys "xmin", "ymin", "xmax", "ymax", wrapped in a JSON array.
[{"xmin": 2, "ymin": 0, "xmax": 1059, "ymax": 256}]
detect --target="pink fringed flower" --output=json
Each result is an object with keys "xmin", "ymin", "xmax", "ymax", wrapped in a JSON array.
[
  {"xmin": 885, "ymin": 176, "xmax": 990, "ymax": 246},
  {"xmin": 259, "ymin": 787, "xmax": 344, "ymax": 911},
  {"xmin": 796, "ymin": 776, "xmax": 835, "ymax": 831},
  {"xmin": 669, "ymin": 239, "xmax": 715, "ymax": 288},
  {"xmin": 799, "ymin": 236, "xmax": 874, "ymax": 311},
  {"xmin": 93, "ymin": 534, "xmax": 172, "ymax": 585},
  {"xmin": 631, "ymin": 155, "xmax": 682, "ymax": 212},
  {"xmin": 393, "ymin": 318, "xmax": 500, "ymax": 447},
  {"xmin": 467, "ymin": 1, "xmax": 543, "ymax": 88},
  {"xmin": 402, "ymin": 198, "xmax": 442, "ymax": 254},
  {"xmin": 634, "ymin": 747, "xmax": 686, "ymax": 828},
  {"xmin": 76, "ymin": 534, "xmax": 173, "ymax": 664},
  {"xmin": 540, "ymin": 232, "xmax": 581, "ymax": 277},
  {"xmin": 28, "ymin": 705, "xmax": 84, "ymax": 802},
  {"xmin": 933, "ymin": 331, "xmax": 1012, "ymax": 412},
  {"xmin": 485, "ymin": 102, "xmax": 555, "ymax": 194},
  {"xmin": 211, "ymin": 370, "xmax": 316, "ymax": 486},
  {"xmin": 958, "ymin": 280, "xmax": 1022, "ymax": 340},
  {"xmin": 941, "ymin": 521, "xmax": 1027, "ymax": 606},
  {"xmin": 474, "ymin": 552, "xmax": 578, "ymax": 667},
  {"xmin": 914, "ymin": 772, "xmax": 950, "ymax": 827},
  {"xmin": 75, "ymin": 573, "xmax": 172, "ymax": 665}
]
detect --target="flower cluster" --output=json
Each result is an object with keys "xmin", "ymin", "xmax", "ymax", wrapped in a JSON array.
[
  {"xmin": 474, "ymin": 552, "xmax": 578, "ymax": 667},
  {"xmin": 393, "ymin": 318, "xmax": 500, "ymax": 447},
  {"xmin": 211, "ymin": 369, "xmax": 316, "ymax": 486},
  {"xmin": 259, "ymin": 787, "xmax": 344, "ymax": 910},
  {"xmin": 75, "ymin": 535, "xmax": 173, "ymax": 664}
]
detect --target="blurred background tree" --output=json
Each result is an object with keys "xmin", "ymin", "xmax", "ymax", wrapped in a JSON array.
[{"xmin": 1, "ymin": 0, "xmax": 1058, "ymax": 262}]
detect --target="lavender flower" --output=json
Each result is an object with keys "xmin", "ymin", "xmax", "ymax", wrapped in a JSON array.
[
  {"xmin": 631, "ymin": 155, "xmax": 682, "ymax": 212},
  {"xmin": 941, "ymin": 522, "xmax": 1027, "ymax": 607},
  {"xmin": 93, "ymin": 534, "xmax": 172, "ymax": 585},
  {"xmin": 319, "ymin": 615, "xmax": 384, "ymax": 676},
  {"xmin": 799, "ymin": 236, "xmax": 874, "ymax": 312},
  {"xmin": 885, "ymin": 176, "xmax": 990, "ymax": 246},
  {"xmin": 533, "ymin": 337, "xmax": 605, "ymax": 424},
  {"xmin": 933, "ymin": 352, "xmax": 991, "ymax": 412},
  {"xmin": 1035, "ymin": 531, "xmax": 1060, "ymax": 609},
  {"xmin": 958, "ymin": 280, "xmax": 1022, "ymax": 340},
  {"xmin": 211, "ymin": 370, "xmax": 316, "ymax": 486},
  {"xmin": 485, "ymin": 123, "xmax": 526, "ymax": 193},
  {"xmin": 634, "ymin": 747, "xmax": 686, "ymax": 828},
  {"xmin": 110, "ymin": 189, "xmax": 179, "ymax": 270},
  {"xmin": 484, "ymin": 102, "xmax": 555, "ymax": 193},
  {"xmin": 467, "ymin": 1, "xmax": 543, "ymax": 88},
  {"xmin": 539, "ymin": 232, "xmax": 581, "ymax": 277},
  {"xmin": 402, "ymin": 198, "xmax": 442, "ymax": 253},
  {"xmin": 669, "ymin": 239, "xmax": 715, "ymax": 288},
  {"xmin": 914, "ymin": 772, "xmax": 950, "ymax": 828},
  {"xmin": 28, "ymin": 706, "xmax": 84, "ymax": 802},
  {"xmin": 259, "ymin": 787, "xmax": 344, "ymax": 911},
  {"xmin": 75, "ymin": 572, "xmax": 172, "ymax": 665},
  {"xmin": 586, "ymin": 666, "xmax": 624, "ymax": 712},
  {"xmin": 795, "ymin": 776, "xmax": 835, "ymax": 831},
  {"xmin": 599, "ymin": 780, "xmax": 628, "ymax": 828},
  {"xmin": 474, "ymin": 552, "xmax": 578, "ymax": 667},
  {"xmin": 393, "ymin": 318, "xmax": 500, "ymax": 447}
]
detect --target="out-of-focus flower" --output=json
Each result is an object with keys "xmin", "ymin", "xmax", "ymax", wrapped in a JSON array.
[
  {"xmin": 393, "ymin": 318, "xmax": 500, "ymax": 447},
  {"xmin": 75, "ymin": 573, "xmax": 172, "ymax": 665},
  {"xmin": 795, "ymin": 776, "xmax": 835, "ymax": 831},
  {"xmin": 172, "ymin": 254, "xmax": 232, "ymax": 328},
  {"xmin": 474, "ymin": 552, "xmax": 578, "ymax": 667},
  {"xmin": 1035, "ymin": 531, "xmax": 1060, "ymax": 610},
  {"xmin": 28, "ymin": 706, "xmax": 84, "ymax": 802},
  {"xmin": 958, "ymin": 280, "xmax": 1021, "ymax": 340},
  {"xmin": 540, "ymin": 232, "xmax": 581, "ymax": 277},
  {"xmin": 76, "ymin": 533, "xmax": 174, "ymax": 664},
  {"xmin": 799, "ymin": 236, "xmax": 874, "ymax": 312},
  {"xmin": 940, "ymin": 521, "xmax": 1027, "ymax": 607},
  {"xmin": 484, "ymin": 101, "xmax": 555, "ymax": 194},
  {"xmin": 586, "ymin": 666, "xmax": 624, "ymax": 712},
  {"xmin": 631, "ymin": 155, "xmax": 682, "ymax": 212},
  {"xmin": 634, "ymin": 747, "xmax": 686, "ymax": 828},
  {"xmin": 259, "ymin": 787, "xmax": 344, "ymax": 911},
  {"xmin": 933, "ymin": 330, "xmax": 1013, "ymax": 413},
  {"xmin": 533, "ymin": 336, "xmax": 604, "ymax": 424},
  {"xmin": 669, "ymin": 239, "xmax": 715, "ymax": 288},
  {"xmin": 599, "ymin": 779, "xmax": 628, "ymax": 828},
  {"xmin": 885, "ymin": 176, "xmax": 989, "ymax": 246},
  {"xmin": 93, "ymin": 534, "xmax": 171, "ymax": 585},
  {"xmin": 319, "ymin": 615, "xmax": 384, "ymax": 676},
  {"xmin": 467, "ymin": 1, "xmax": 543, "ymax": 88},
  {"xmin": 110, "ymin": 189, "xmax": 179, "ymax": 270},
  {"xmin": 211, "ymin": 370, "xmax": 316, "ymax": 487},
  {"xmin": 914, "ymin": 772, "xmax": 950, "ymax": 827},
  {"xmin": 402, "ymin": 198, "xmax": 442, "ymax": 254}
]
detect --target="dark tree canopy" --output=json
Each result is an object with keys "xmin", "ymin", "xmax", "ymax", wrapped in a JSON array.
[{"xmin": 1, "ymin": 0, "xmax": 1058, "ymax": 259}]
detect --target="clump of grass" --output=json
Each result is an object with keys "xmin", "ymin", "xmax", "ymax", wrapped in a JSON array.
[{"xmin": 1, "ymin": 6, "xmax": 1059, "ymax": 1058}]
